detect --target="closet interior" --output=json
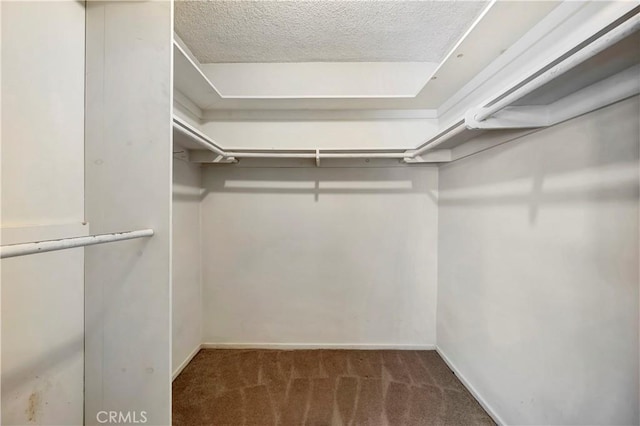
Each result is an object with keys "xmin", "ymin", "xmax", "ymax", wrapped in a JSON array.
[{"xmin": 1, "ymin": 0, "xmax": 639, "ymax": 425}]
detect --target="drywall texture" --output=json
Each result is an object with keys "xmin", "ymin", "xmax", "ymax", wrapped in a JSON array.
[
  {"xmin": 84, "ymin": 2, "xmax": 173, "ymax": 424},
  {"xmin": 172, "ymin": 160, "xmax": 203, "ymax": 376},
  {"xmin": 1, "ymin": 1, "xmax": 85, "ymax": 424},
  {"xmin": 175, "ymin": 1, "xmax": 487, "ymax": 63},
  {"xmin": 199, "ymin": 120, "xmax": 438, "ymax": 150},
  {"xmin": 437, "ymin": 97, "xmax": 640, "ymax": 425},
  {"xmin": 200, "ymin": 62, "xmax": 438, "ymax": 97},
  {"xmin": 1, "ymin": 0, "xmax": 85, "ymax": 227},
  {"xmin": 1, "ymin": 225, "xmax": 86, "ymax": 426},
  {"xmin": 200, "ymin": 167, "xmax": 439, "ymax": 347}
]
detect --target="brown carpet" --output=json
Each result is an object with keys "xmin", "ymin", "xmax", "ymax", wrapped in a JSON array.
[{"xmin": 173, "ymin": 349, "xmax": 494, "ymax": 426}]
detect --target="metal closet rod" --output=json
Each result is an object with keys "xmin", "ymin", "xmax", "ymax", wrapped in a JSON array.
[
  {"xmin": 223, "ymin": 151, "xmax": 408, "ymax": 159},
  {"xmin": 473, "ymin": 10, "xmax": 640, "ymax": 123},
  {"xmin": 0, "ymin": 229, "xmax": 154, "ymax": 259},
  {"xmin": 173, "ymin": 118, "xmax": 409, "ymax": 160},
  {"xmin": 409, "ymin": 10, "xmax": 640, "ymax": 158}
]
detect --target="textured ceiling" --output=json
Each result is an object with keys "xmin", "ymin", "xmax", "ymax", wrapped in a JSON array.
[{"xmin": 174, "ymin": 1, "xmax": 488, "ymax": 63}]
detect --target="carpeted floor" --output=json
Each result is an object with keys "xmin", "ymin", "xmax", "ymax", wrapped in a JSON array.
[{"xmin": 173, "ymin": 349, "xmax": 494, "ymax": 425}]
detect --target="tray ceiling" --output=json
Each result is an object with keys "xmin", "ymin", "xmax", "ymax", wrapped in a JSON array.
[{"xmin": 175, "ymin": 0, "xmax": 488, "ymax": 64}]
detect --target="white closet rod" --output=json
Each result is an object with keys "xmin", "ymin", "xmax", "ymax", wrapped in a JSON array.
[
  {"xmin": 173, "ymin": 118, "xmax": 408, "ymax": 160},
  {"xmin": 408, "ymin": 123, "xmax": 467, "ymax": 157},
  {"xmin": 0, "ymin": 229, "xmax": 154, "ymax": 259},
  {"xmin": 222, "ymin": 151, "xmax": 408, "ymax": 159},
  {"xmin": 474, "ymin": 10, "xmax": 640, "ymax": 122},
  {"xmin": 409, "ymin": 10, "xmax": 640, "ymax": 158}
]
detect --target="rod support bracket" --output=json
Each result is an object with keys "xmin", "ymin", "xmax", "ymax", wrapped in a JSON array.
[
  {"xmin": 213, "ymin": 155, "xmax": 237, "ymax": 164},
  {"xmin": 403, "ymin": 155, "xmax": 429, "ymax": 164}
]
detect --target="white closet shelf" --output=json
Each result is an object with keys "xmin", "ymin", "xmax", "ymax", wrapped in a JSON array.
[
  {"xmin": 173, "ymin": 6, "xmax": 640, "ymax": 165},
  {"xmin": 407, "ymin": 61, "xmax": 640, "ymax": 161},
  {"xmin": 0, "ymin": 229, "xmax": 154, "ymax": 259},
  {"xmin": 406, "ymin": 13, "xmax": 640, "ymax": 161},
  {"xmin": 173, "ymin": 38, "xmax": 434, "ymax": 111},
  {"xmin": 172, "ymin": 117, "xmax": 441, "ymax": 164},
  {"xmin": 171, "ymin": 1, "xmax": 563, "ymax": 113},
  {"xmin": 174, "ymin": 41, "xmax": 224, "ymax": 110}
]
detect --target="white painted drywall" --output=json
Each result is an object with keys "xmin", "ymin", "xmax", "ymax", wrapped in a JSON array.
[
  {"xmin": 199, "ymin": 119, "xmax": 438, "ymax": 150},
  {"xmin": 1, "ymin": 0, "xmax": 85, "ymax": 227},
  {"xmin": 1, "ymin": 224, "xmax": 86, "ymax": 425},
  {"xmin": 437, "ymin": 97, "xmax": 640, "ymax": 425},
  {"xmin": 84, "ymin": 2, "xmax": 173, "ymax": 424},
  {"xmin": 1, "ymin": 1, "xmax": 85, "ymax": 424},
  {"xmin": 200, "ymin": 166, "xmax": 438, "ymax": 347},
  {"xmin": 172, "ymin": 160, "xmax": 203, "ymax": 376},
  {"xmin": 199, "ymin": 62, "xmax": 437, "ymax": 98},
  {"xmin": 174, "ymin": 93, "xmax": 203, "ymax": 127}
]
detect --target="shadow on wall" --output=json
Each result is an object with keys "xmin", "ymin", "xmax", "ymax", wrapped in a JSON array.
[
  {"xmin": 2, "ymin": 237, "xmax": 153, "ymax": 407},
  {"xmin": 438, "ymin": 98, "xmax": 640, "ymax": 224},
  {"xmin": 197, "ymin": 166, "xmax": 438, "ymax": 203},
  {"xmin": 435, "ymin": 98, "xmax": 640, "ymax": 426}
]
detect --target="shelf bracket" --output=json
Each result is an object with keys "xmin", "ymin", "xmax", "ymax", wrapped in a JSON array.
[
  {"xmin": 173, "ymin": 149, "xmax": 190, "ymax": 162},
  {"xmin": 402, "ymin": 149, "xmax": 452, "ymax": 164},
  {"xmin": 465, "ymin": 106, "xmax": 550, "ymax": 129},
  {"xmin": 189, "ymin": 150, "xmax": 237, "ymax": 164}
]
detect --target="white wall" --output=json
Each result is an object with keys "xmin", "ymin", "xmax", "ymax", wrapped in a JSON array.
[
  {"xmin": 199, "ymin": 119, "xmax": 438, "ymax": 150},
  {"xmin": 200, "ymin": 62, "xmax": 437, "ymax": 97},
  {"xmin": 1, "ymin": 1, "xmax": 86, "ymax": 424},
  {"xmin": 172, "ymin": 160, "xmax": 203, "ymax": 376},
  {"xmin": 84, "ymin": 2, "xmax": 173, "ymax": 424},
  {"xmin": 0, "ymin": 0, "xmax": 85, "ymax": 227},
  {"xmin": 200, "ymin": 166, "xmax": 438, "ymax": 347},
  {"xmin": 437, "ymin": 97, "xmax": 640, "ymax": 425}
]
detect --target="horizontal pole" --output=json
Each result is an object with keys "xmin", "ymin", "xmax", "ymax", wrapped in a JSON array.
[
  {"xmin": 173, "ymin": 118, "xmax": 411, "ymax": 160},
  {"xmin": 408, "ymin": 122, "xmax": 467, "ymax": 158},
  {"xmin": 223, "ymin": 151, "xmax": 315, "ymax": 159},
  {"xmin": 409, "ymin": 10, "xmax": 640, "ymax": 157},
  {"xmin": 321, "ymin": 152, "xmax": 407, "ymax": 159},
  {"xmin": 0, "ymin": 229, "xmax": 154, "ymax": 259},
  {"xmin": 546, "ymin": 63, "xmax": 640, "ymax": 126},
  {"xmin": 474, "ymin": 10, "xmax": 640, "ymax": 122},
  {"xmin": 468, "ymin": 64, "xmax": 640, "ymax": 129},
  {"xmin": 223, "ymin": 151, "xmax": 408, "ymax": 159}
]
